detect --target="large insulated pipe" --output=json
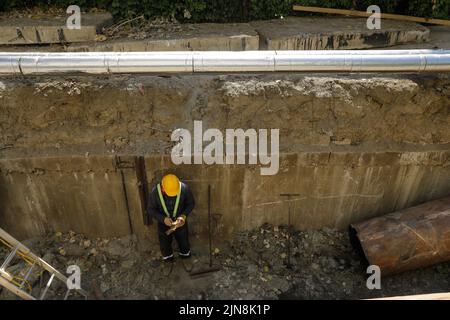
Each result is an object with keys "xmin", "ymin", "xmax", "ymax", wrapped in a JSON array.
[
  {"xmin": 349, "ymin": 196, "xmax": 450, "ymax": 276},
  {"xmin": 0, "ymin": 50, "xmax": 450, "ymax": 74}
]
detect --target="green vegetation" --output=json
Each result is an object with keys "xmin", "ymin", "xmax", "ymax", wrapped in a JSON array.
[{"xmin": 1, "ymin": 0, "xmax": 449, "ymax": 22}]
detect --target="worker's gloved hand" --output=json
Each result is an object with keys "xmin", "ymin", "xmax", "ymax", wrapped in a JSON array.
[{"xmin": 164, "ymin": 217, "xmax": 173, "ymax": 227}]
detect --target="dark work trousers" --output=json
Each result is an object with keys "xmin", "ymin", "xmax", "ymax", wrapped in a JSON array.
[{"xmin": 157, "ymin": 221, "xmax": 191, "ymax": 260}]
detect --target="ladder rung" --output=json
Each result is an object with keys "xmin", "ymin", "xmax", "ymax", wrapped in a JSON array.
[
  {"xmin": 0, "ymin": 244, "xmax": 20, "ymax": 270},
  {"xmin": 64, "ymin": 288, "xmax": 71, "ymax": 300},
  {"xmin": 39, "ymin": 273, "xmax": 55, "ymax": 300},
  {"xmin": 19, "ymin": 262, "xmax": 36, "ymax": 290},
  {"xmin": 0, "ymin": 275, "xmax": 35, "ymax": 300}
]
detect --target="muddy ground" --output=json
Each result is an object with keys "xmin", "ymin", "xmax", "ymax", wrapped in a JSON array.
[{"xmin": 1, "ymin": 224, "xmax": 449, "ymax": 300}]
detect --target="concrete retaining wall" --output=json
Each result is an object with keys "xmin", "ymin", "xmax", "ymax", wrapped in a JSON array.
[
  {"xmin": 0, "ymin": 151, "xmax": 448, "ymax": 242},
  {"xmin": 0, "ymin": 17, "xmax": 433, "ymax": 52},
  {"xmin": 251, "ymin": 17, "xmax": 429, "ymax": 50},
  {"xmin": 0, "ymin": 13, "xmax": 112, "ymax": 45}
]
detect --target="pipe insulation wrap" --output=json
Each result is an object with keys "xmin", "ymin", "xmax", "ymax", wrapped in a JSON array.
[{"xmin": 0, "ymin": 50, "xmax": 450, "ymax": 74}]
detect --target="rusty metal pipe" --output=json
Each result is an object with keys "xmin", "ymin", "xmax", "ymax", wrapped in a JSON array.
[{"xmin": 349, "ymin": 196, "xmax": 450, "ymax": 276}]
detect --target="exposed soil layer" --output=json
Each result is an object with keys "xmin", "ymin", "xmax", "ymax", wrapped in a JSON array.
[
  {"xmin": 1, "ymin": 224, "xmax": 448, "ymax": 300},
  {"xmin": 0, "ymin": 74, "xmax": 449, "ymax": 159}
]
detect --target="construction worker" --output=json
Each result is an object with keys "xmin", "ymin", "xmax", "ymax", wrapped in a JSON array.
[{"xmin": 147, "ymin": 174, "xmax": 195, "ymax": 273}]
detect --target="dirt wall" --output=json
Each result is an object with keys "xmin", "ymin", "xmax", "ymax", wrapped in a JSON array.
[{"xmin": 0, "ymin": 74, "xmax": 449, "ymax": 155}]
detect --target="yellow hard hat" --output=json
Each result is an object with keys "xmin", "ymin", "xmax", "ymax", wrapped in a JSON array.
[{"xmin": 161, "ymin": 174, "xmax": 180, "ymax": 197}]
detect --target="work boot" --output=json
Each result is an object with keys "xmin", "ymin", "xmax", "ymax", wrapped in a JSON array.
[
  {"xmin": 179, "ymin": 252, "xmax": 193, "ymax": 272},
  {"xmin": 160, "ymin": 256, "xmax": 174, "ymax": 277}
]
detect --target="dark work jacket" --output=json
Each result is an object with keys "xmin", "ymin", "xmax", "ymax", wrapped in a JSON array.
[{"xmin": 147, "ymin": 181, "xmax": 195, "ymax": 225}]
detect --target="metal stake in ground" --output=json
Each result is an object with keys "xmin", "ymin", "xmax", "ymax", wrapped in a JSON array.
[
  {"xmin": 280, "ymin": 193, "xmax": 300, "ymax": 269},
  {"xmin": 190, "ymin": 184, "xmax": 221, "ymax": 277}
]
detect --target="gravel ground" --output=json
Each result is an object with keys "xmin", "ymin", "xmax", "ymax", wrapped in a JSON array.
[{"xmin": 1, "ymin": 224, "xmax": 449, "ymax": 300}]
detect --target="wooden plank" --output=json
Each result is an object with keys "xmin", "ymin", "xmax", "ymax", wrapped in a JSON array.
[
  {"xmin": 370, "ymin": 292, "xmax": 450, "ymax": 300},
  {"xmin": 0, "ymin": 275, "xmax": 35, "ymax": 300},
  {"xmin": 293, "ymin": 5, "xmax": 450, "ymax": 26}
]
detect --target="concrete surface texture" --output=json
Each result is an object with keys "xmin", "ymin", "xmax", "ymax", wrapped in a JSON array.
[
  {"xmin": 0, "ymin": 74, "xmax": 449, "ymax": 242},
  {"xmin": 0, "ymin": 151, "xmax": 449, "ymax": 243},
  {"xmin": 0, "ymin": 16, "xmax": 435, "ymax": 52},
  {"xmin": 388, "ymin": 26, "xmax": 450, "ymax": 49},
  {"xmin": 250, "ymin": 17, "xmax": 430, "ymax": 50},
  {"xmin": 68, "ymin": 23, "xmax": 259, "ymax": 52},
  {"xmin": 0, "ymin": 13, "xmax": 112, "ymax": 45}
]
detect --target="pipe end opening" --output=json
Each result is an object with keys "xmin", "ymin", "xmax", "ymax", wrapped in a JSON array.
[{"xmin": 348, "ymin": 225, "xmax": 370, "ymax": 269}]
